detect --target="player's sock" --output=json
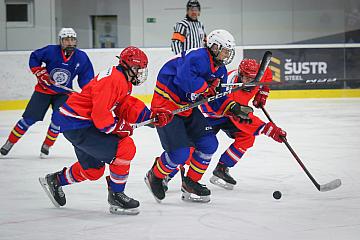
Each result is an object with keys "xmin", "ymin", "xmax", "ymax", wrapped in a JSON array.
[
  {"xmin": 8, "ymin": 118, "xmax": 35, "ymax": 144},
  {"xmin": 41, "ymin": 122, "xmax": 60, "ymax": 157}
]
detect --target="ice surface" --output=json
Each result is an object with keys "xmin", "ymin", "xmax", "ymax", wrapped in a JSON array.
[{"xmin": 1, "ymin": 98, "xmax": 359, "ymax": 240}]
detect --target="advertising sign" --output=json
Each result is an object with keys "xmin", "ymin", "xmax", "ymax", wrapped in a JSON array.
[{"xmin": 244, "ymin": 48, "xmax": 359, "ymax": 89}]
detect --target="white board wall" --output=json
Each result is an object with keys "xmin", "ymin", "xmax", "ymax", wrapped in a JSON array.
[{"xmin": 0, "ymin": 47, "xmax": 244, "ymax": 100}]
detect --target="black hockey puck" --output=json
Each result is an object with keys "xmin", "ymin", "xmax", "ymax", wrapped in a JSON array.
[{"xmin": 273, "ymin": 191, "xmax": 282, "ymax": 200}]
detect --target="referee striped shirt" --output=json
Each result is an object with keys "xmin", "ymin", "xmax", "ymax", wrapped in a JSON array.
[{"xmin": 171, "ymin": 16, "xmax": 206, "ymax": 55}]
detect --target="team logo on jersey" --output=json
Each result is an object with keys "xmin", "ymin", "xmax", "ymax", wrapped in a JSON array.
[
  {"xmin": 50, "ymin": 68, "xmax": 71, "ymax": 85},
  {"xmin": 75, "ymin": 63, "xmax": 80, "ymax": 71}
]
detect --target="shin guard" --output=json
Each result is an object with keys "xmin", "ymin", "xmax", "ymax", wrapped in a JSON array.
[
  {"xmin": 108, "ymin": 136, "xmax": 136, "ymax": 192},
  {"xmin": 43, "ymin": 122, "xmax": 60, "ymax": 147},
  {"xmin": 187, "ymin": 134, "xmax": 218, "ymax": 182},
  {"xmin": 8, "ymin": 117, "xmax": 35, "ymax": 144}
]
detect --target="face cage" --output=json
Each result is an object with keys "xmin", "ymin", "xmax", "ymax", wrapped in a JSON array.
[
  {"xmin": 222, "ymin": 48, "xmax": 235, "ymax": 65},
  {"xmin": 238, "ymin": 72, "xmax": 256, "ymax": 92},
  {"xmin": 131, "ymin": 67, "xmax": 148, "ymax": 86},
  {"xmin": 60, "ymin": 38, "xmax": 77, "ymax": 50}
]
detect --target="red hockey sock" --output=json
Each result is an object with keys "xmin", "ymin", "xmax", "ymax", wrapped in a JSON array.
[
  {"xmin": 187, "ymin": 156, "xmax": 210, "ymax": 182},
  {"xmin": 8, "ymin": 123, "xmax": 27, "ymax": 144},
  {"xmin": 43, "ymin": 123, "xmax": 60, "ymax": 147},
  {"xmin": 153, "ymin": 156, "xmax": 174, "ymax": 179},
  {"xmin": 70, "ymin": 162, "xmax": 105, "ymax": 182}
]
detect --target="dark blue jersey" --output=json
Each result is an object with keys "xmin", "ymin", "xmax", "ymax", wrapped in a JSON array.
[
  {"xmin": 29, "ymin": 45, "xmax": 94, "ymax": 94},
  {"xmin": 151, "ymin": 48, "xmax": 232, "ymax": 116}
]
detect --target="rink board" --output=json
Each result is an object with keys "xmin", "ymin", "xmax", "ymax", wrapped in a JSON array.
[{"xmin": 1, "ymin": 89, "xmax": 360, "ymax": 110}]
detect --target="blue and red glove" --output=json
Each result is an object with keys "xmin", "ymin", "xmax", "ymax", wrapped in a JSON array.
[
  {"xmin": 151, "ymin": 108, "xmax": 174, "ymax": 127},
  {"xmin": 261, "ymin": 122, "xmax": 287, "ymax": 143},
  {"xmin": 203, "ymin": 78, "xmax": 220, "ymax": 98},
  {"xmin": 112, "ymin": 119, "xmax": 133, "ymax": 138},
  {"xmin": 253, "ymin": 86, "xmax": 270, "ymax": 108},
  {"xmin": 31, "ymin": 66, "xmax": 53, "ymax": 89}
]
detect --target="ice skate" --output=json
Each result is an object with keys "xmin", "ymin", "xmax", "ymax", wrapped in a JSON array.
[
  {"xmin": 152, "ymin": 157, "xmax": 170, "ymax": 192},
  {"xmin": 144, "ymin": 169, "xmax": 165, "ymax": 203},
  {"xmin": 108, "ymin": 187, "xmax": 140, "ymax": 215},
  {"xmin": 40, "ymin": 143, "xmax": 50, "ymax": 159},
  {"xmin": 162, "ymin": 165, "xmax": 186, "ymax": 192},
  {"xmin": 181, "ymin": 176, "xmax": 210, "ymax": 203},
  {"xmin": 39, "ymin": 170, "xmax": 66, "ymax": 207},
  {"xmin": 162, "ymin": 175, "xmax": 172, "ymax": 192},
  {"xmin": 210, "ymin": 163, "xmax": 236, "ymax": 190},
  {"xmin": 0, "ymin": 140, "xmax": 14, "ymax": 156}
]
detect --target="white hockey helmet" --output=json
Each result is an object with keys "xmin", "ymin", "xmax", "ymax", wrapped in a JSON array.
[
  {"xmin": 206, "ymin": 29, "xmax": 236, "ymax": 65},
  {"xmin": 58, "ymin": 28, "xmax": 77, "ymax": 56},
  {"xmin": 58, "ymin": 28, "xmax": 77, "ymax": 40}
]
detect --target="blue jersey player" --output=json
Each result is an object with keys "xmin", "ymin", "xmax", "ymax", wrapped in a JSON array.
[
  {"xmin": 144, "ymin": 29, "xmax": 253, "ymax": 203},
  {"xmin": 0, "ymin": 28, "xmax": 94, "ymax": 158}
]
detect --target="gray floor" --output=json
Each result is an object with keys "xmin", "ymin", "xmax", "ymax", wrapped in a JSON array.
[{"xmin": 0, "ymin": 98, "xmax": 359, "ymax": 240}]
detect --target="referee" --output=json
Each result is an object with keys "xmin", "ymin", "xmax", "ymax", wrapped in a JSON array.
[{"xmin": 171, "ymin": 0, "xmax": 206, "ymax": 55}]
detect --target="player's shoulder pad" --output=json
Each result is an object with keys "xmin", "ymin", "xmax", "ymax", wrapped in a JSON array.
[{"xmin": 75, "ymin": 48, "xmax": 90, "ymax": 58}]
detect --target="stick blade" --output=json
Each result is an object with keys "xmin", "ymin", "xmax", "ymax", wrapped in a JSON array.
[{"xmin": 319, "ymin": 179, "xmax": 342, "ymax": 192}]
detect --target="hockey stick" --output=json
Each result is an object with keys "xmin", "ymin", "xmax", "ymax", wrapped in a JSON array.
[
  {"xmin": 47, "ymin": 79, "xmax": 79, "ymax": 93},
  {"xmin": 133, "ymin": 51, "xmax": 273, "ymax": 129},
  {"xmin": 261, "ymin": 106, "xmax": 341, "ymax": 192},
  {"xmin": 221, "ymin": 81, "xmax": 282, "ymax": 88},
  {"xmin": 53, "ymin": 84, "xmax": 79, "ymax": 93},
  {"xmin": 221, "ymin": 78, "xmax": 340, "ymax": 88}
]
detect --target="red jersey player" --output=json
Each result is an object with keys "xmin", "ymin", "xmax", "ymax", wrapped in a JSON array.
[
  {"xmin": 38, "ymin": 46, "xmax": 173, "ymax": 215},
  {"xmin": 203, "ymin": 59, "xmax": 287, "ymax": 190}
]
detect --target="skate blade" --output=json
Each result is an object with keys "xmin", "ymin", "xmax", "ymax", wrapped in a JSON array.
[
  {"xmin": 1, "ymin": 150, "xmax": 9, "ymax": 156},
  {"xmin": 0, "ymin": 153, "xmax": 8, "ymax": 157},
  {"xmin": 209, "ymin": 175, "xmax": 234, "ymax": 190},
  {"xmin": 181, "ymin": 190, "xmax": 210, "ymax": 203},
  {"xmin": 40, "ymin": 153, "xmax": 48, "ymax": 159},
  {"xmin": 144, "ymin": 176, "xmax": 162, "ymax": 203},
  {"xmin": 38, "ymin": 177, "xmax": 61, "ymax": 208},
  {"xmin": 109, "ymin": 205, "xmax": 140, "ymax": 215}
]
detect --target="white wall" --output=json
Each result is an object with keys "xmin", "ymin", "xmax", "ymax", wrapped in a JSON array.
[
  {"xmin": 243, "ymin": 0, "xmax": 292, "ymax": 45},
  {"xmin": 293, "ymin": 0, "xmax": 345, "ymax": 43},
  {"xmin": 57, "ymin": 0, "xmax": 130, "ymax": 48},
  {"xmin": 5, "ymin": 0, "xmax": 56, "ymax": 50},
  {"xmin": 142, "ymin": 0, "xmax": 243, "ymax": 48},
  {"xmin": 130, "ymin": 0, "xmax": 144, "ymax": 47},
  {"xmin": 0, "ymin": 0, "xmax": 6, "ymax": 50},
  {"xmin": 0, "ymin": 0, "xmax": 356, "ymax": 50},
  {"xmin": 0, "ymin": 47, "xmax": 244, "ymax": 100}
]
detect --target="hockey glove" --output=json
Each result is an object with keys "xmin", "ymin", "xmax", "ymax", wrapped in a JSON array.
[
  {"xmin": 253, "ymin": 86, "xmax": 270, "ymax": 108},
  {"xmin": 225, "ymin": 101, "xmax": 253, "ymax": 124},
  {"xmin": 112, "ymin": 119, "xmax": 133, "ymax": 138},
  {"xmin": 151, "ymin": 108, "xmax": 174, "ymax": 127},
  {"xmin": 188, "ymin": 78, "xmax": 221, "ymax": 102},
  {"xmin": 261, "ymin": 122, "xmax": 287, "ymax": 143},
  {"xmin": 203, "ymin": 78, "xmax": 220, "ymax": 98},
  {"xmin": 31, "ymin": 66, "xmax": 52, "ymax": 89}
]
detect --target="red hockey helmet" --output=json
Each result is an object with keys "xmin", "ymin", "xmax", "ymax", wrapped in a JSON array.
[
  {"xmin": 118, "ymin": 46, "xmax": 148, "ymax": 69},
  {"xmin": 117, "ymin": 46, "xmax": 148, "ymax": 85},
  {"xmin": 238, "ymin": 59, "xmax": 259, "ymax": 79}
]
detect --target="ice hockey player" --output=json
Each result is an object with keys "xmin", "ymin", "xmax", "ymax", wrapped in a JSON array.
[
  {"xmin": 38, "ymin": 46, "xmax": 173, "ymax": 215},
  {"xmin": 0, "ymin": 28, "xmax": 94, "ymax": 158},
  {"xmin": 144, "ymin": 29, "xmax": 253, "ymax": 203},
  {"xmin": 203, "ymin": 58, "xmax": 287, "ymax": 190}
]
